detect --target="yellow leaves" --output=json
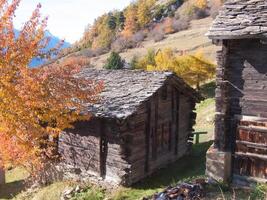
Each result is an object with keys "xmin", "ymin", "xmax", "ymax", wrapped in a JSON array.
[
  {"xmin": 195, "ymin": 0, "xmax": 208, "ymax": 9},
  {"xmin": 122, "ymin": 4, "xmax": 139, "ymax": 38},
  {"xmin": 137, "ymin": 0, "xmax": 155, "ymax": 28},
  {"xmin": 138, "ymin": 48, "xmax": 215, "ymax": 89}
]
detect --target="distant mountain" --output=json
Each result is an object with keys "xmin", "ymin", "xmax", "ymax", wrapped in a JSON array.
[
  {"xmin": 30, "ymin": 31, "xmax": 71, "ymax": 67},
  {"xmin": 14, "ymin": 29, "xmax": 71, "ymax": 67}
]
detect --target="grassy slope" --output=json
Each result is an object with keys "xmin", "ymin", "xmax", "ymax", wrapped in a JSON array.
[
  {"xmin": 74, "ymin": 17, "xmax": 219, "ymax": 69},
  {"xmin": 195, "ymin": 81, "xmax": 216, "ymax": 143}
]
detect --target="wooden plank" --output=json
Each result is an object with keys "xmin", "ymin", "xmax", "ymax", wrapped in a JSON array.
[
  {"xmin": 238, "ymin": 126, "xmax": 267, "ymax": 134},
  {"xmin": 145, "ymin": 101, "xmax": 151, "ymax": 173},
  {"xmin": 236, "ymin": 140, "xmax": 267, "ymax": 150},
  {"xmin": 100, "ymin": 119, "xmax": 107, "ymax": 178},
  {"xmin": 235, "ymin": 152, "xmax": 267, "ymax": 161},
  {"xmin": 175, "ymin": 90, "xmax": 180, "ymax": 155}
]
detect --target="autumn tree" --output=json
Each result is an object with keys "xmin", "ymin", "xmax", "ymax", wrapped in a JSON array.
[
  {"xmin": 0, "ymin": 0, "xmax": 103, "ymax": 173},
  {"xmin": 134, "ymin": 48, "xmax": 156, "ymax": 69},
  {"xmin": 137, "ymin": 0, "xmax": 155, "ymax": 28},
  {"xmin": 122, "ymin": 3, "xmax": 139, "ymax": 38},
  {"xmin": 142, "ymin": 49, "xmax": 215, "ymax": 89},
  {"xmin": 195, "ymin": 0, "xmax": 208, "ymax": 9}
]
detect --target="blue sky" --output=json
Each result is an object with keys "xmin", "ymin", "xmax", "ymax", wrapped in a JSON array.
[{"xmin": 14, "ymin": 0, "xmax": 133, "ymax": 43}]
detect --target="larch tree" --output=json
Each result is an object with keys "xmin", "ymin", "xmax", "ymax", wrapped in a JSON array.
[
  {"xmin": 121, "ymin": 3, "xmax": 139, "ymax": 38},
  {"xmin": 145, "ymin": 49, "xmax": 215, "ymax": 89},
  {"xmin": 136, "ymin": 0, "xmax": 155, "ymax": 28},
  {"xmin": 0, "ymin": 0, "xmax": 103, "ymax": 173}
]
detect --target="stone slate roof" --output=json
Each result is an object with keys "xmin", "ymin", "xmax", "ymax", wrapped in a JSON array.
[
  {"xmin": 77, "ymin": 69, "xmax": 201, "ymax": 119},
  {"xmin": 207, "ymin": 0, "xmax": 267, "ymax": 39}
]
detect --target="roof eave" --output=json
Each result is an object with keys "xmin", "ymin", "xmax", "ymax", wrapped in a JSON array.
[
  {"xmin": 169, "ymin": 75, "xmax": 203, "ymax": 103},
  {"xmin": 207, "ymin": 32, "xmax": 267, "ymax": 40}
]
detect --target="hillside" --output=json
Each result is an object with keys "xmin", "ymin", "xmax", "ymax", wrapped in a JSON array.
[{"xmin": 64, "ymin": 17, "xmax": 218, "ymax": 69}]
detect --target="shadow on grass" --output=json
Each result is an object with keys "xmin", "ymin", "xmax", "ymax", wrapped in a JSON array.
[
  {"xmin": 132, "ymin": 141, "xmax": 212, "ymax": 190},
  {"xmin": 0, "ymin": 180, "xmax": 26, "ymax": 199}
]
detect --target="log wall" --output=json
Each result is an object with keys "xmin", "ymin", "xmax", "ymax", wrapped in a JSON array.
[
  {"xmin": 59, "ymin": 80, "xmax": 197, "ymax": 185},
  {"xmin": 214, "ymin": 39, "xmax": 267, "ymax": 183},
  {"xmin": 59, "ymin": 119, "xmax": 130, "ymax": 184},
  {"xmin": 227, "ymin": 39, "xmax": 267, "ymax": 118},
  {"xmin": 121, "ymin": 81, "xmax": 196, "ymax": 185}
]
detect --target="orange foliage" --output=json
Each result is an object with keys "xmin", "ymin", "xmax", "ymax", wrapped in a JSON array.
[
  {"xmin": 121, "ymin": 4, "xmax": 139, "ymax": 38},
  {"xmin": 163, "ymin": 17, "xmax": 175, "ymax": 34},
  {"xmin": 0, "ymin": 0, "xmax": 103, "ymax": 172}
]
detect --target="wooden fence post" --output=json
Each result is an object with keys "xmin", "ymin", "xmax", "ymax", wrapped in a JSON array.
[{"xmin": 193, "ymin": 132, "xmax": 208, "ymax": 144}]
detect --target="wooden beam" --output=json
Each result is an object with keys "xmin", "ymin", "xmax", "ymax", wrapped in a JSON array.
[
  {"xmin": 192, "ymin": 132, "xmax": 208, "ymax": 144},
  {"xmin": 175, "ymin": 91, "xmax": 180, "ymax": 155},
  {"xmin": 236, "ymin": 140, "xmax": 267, "ymax": 150},
  {"xmin": 238, "ymin": 125, "xmax": 267, "ymax": 134},
  {"xmin": 234, "ymin": 152, "xmax": 267, "ymax": 161},
  {"xmin": 99, "ymin": 119, "xmax": 107, "ymax": 178},
  {"xmin": 145, "ymin": 101, "xmax": 151, "ymax": 173}
]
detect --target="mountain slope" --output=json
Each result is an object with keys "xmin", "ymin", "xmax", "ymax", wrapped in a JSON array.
[
  {"xmin": 65, "ymin": 17, "xmax": 218, "ymax": 69},
  {"xmin": 29, "ymin": 31, "xmax": 71, "ymax": 67}
]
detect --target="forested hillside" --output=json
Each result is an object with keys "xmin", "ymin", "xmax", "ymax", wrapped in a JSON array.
[
  {"xmin": 54, "ymin": 0, "xmax": 224, "ymax": 89},
  {"xmin": 72, "ymin": 0, "xmax": 223, "ymax": 52}
]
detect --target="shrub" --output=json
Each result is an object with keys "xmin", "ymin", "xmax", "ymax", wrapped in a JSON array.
[
  {"xmin": 192, "ymin": 7, "xmax": 209, "ymax": 19},
  {"xmin": 149, "ymin": 26, "xmax": 165, "ymax": 42},
  {"xmin": 175, "ymin": 0, "xmax": 209, "ymax": 20},
  {"xmin": 111, "ymin": 36, "xmax": 139, "ymax": 53},
  {"xmin": 92, "ymin": 47, "xmax": 109, "ymax": 57},
  {"xmin": 104, "ymin": 51, "xmax": 124, "ymax": 69},
  {"xmin": 130, "ymin": 55, "xmax": 139, "ymax": 69},
  {"xmin": 163, "ymin": 17, "xmax": 175, "ymax": 34},
  {"xmin": 172, "ymin": 17, "xmax": 190, "ymax": 32},
  {"xmin": 111, "ymin": 37, "xmax": 130, "ymax": 52},
  {"xmin": 132, "ymin": 31, "xmax": 146, "ymax": 43},
  {"xmin": 209, "ymin": 0, "xmax": 223, "ymax": 19}
]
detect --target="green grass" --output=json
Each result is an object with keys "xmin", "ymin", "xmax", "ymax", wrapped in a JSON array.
[
  {"xmin": 13, "ymin": 182, "xmax": 74, "ymax": 200},
  {"xmin": 76, "ymin": 142, "xmax": 212, "ymax": 200},
  {"xmin": 194, "ymin": 81, "xmax": 216, "ymax": 143},
  {"xmin": 71, "ymin": 186, "xmax": 105, "ymax": 200}
]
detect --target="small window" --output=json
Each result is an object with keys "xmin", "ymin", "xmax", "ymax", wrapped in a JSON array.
[{"xmin": 162, "ymin": 86, "xmax": 167, "ymax": 100}]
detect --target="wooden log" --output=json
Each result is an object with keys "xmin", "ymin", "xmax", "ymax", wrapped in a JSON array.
[{"xmin": 235, "ymin": 152, "xmax": 267, "ymax": 161}]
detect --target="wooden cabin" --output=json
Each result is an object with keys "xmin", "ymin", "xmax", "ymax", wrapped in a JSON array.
[
  {"xmin": 58, "ymin": 69, "xmax": 201, "ymax": 186},
  {"xmin": 206, "ymin": 0, "xmax": 267, "ymax": 186}
]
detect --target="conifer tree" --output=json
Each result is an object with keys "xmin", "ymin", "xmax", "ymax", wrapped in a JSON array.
[{"xmin": 104, "ymin": 51, "xmax": 124, "ymax": 69}]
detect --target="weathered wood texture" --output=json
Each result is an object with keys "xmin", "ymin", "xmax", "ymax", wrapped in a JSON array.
[
  {"xmin": 121, "ymin": 83, "xmax": 196, "ymax": 184},
  {"xmin": 215, "ymin": 39, "xmax": 267, "ymax": 151},
  {"xmin": 233, "ymin": 118, "xmax": 267, "ymax": 180},
  {"xmin": 214, "ymin": 39, "xmax": 267, "ymax": 183},
  {"xmin": 58, "ymin": 79, "xmax": 197, "ymax": 185}
]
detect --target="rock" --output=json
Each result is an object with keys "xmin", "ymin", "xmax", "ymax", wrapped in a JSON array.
[{"xmin": 75, "ymin": 185, "xmax": 80, "ymax": 192}]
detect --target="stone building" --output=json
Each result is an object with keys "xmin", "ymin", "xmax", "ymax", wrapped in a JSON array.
[
  {"xmin": 206, "ymin": 0, "xmax": 267, "ymax": 186},
  {"xmin": 59, "ymin": 69, "xmax": 201, "ymax": 186}
]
